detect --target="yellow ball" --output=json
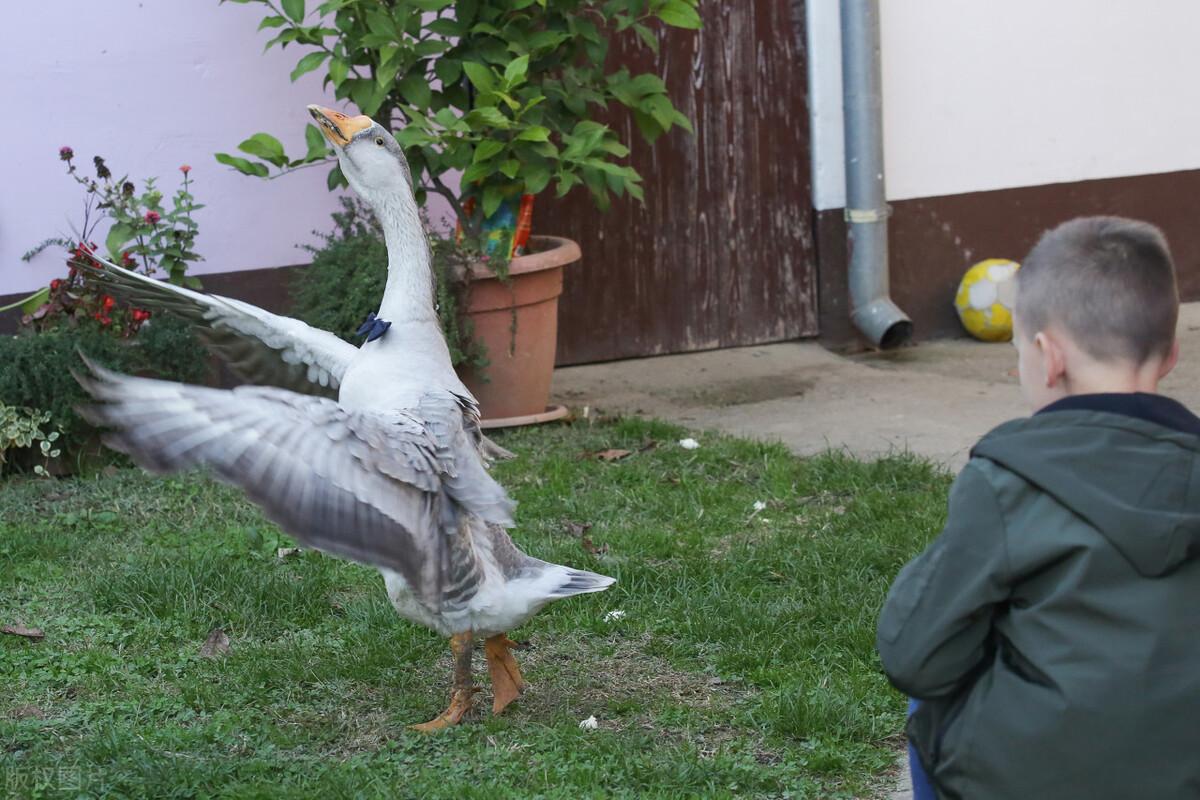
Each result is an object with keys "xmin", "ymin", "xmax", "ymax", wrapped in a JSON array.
[{"xmin": 954, "ymin": 258, "xmax": 1020, "ymax": 342}]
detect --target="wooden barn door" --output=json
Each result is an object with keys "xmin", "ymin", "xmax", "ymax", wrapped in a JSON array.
[{"xmin": 542, "ymin": 0, "xmax": 816, "ymax": 365}]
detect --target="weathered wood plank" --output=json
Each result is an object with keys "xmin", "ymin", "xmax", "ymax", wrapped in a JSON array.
[{"xmin": 543, "ymin": 0, "xmax": 816, "ymax": 365}]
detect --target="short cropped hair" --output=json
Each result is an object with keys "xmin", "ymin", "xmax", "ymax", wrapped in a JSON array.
[{"xmin": 1016, "ymin": 216, "xmax": 1179, "ymax": 364}]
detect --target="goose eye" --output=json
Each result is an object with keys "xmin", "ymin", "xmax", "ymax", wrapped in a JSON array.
[{"xmin": 374, "ymin": 137, "xmax": 385, "ymax": 146}]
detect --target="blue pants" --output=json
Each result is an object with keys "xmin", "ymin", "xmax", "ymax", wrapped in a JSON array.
[{"xmin": 908, "ymin": 699, "xmax": 937, "ymax": 800}]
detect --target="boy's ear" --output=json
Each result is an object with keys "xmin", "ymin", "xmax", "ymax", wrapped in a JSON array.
[
  {"xmin": 1160, "ymin": 339, "xmax": 1181, "ymax": 379},
  {"xmin": 1035, "ymin": 331, "xmax": 1067, "ymax": 388}
]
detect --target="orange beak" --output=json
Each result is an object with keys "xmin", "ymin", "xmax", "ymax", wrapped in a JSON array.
[{"xmin": 307, "ymin": 105, "xmax": 372, "ymax": 147}]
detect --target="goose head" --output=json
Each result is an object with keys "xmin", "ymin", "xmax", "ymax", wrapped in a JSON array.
[{"xmin": 308, "ymin": 105, "xmax": 414, "ymax": 209}]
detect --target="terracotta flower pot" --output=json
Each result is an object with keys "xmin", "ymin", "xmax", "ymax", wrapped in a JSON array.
[{"xmin": 458, "ymin": 236, "xmax": 580, "ymax": 427}]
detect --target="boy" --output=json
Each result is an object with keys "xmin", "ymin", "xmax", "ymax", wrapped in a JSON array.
[{"xmin": 878, "ymin": 216, "xmax": 1200, "ymax": 799}]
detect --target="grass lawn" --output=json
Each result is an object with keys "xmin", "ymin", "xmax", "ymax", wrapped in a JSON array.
[{"xmin": 1, "ymin": 417, "xmax": 950, "ymax": 799}]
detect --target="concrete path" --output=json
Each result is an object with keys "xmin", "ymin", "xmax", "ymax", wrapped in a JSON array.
[
  {"xmin": 548, "ymin": 304, "xmax": 1200, "ymax": 799},
  {"xmin": 552, "ymin": 304, "xmax": 1200, "ymax": 473}
]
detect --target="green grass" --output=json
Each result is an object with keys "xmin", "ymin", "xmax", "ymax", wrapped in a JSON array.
[{"xmin": 0, "ymin": 418, "xmax": 950, "ymax": 799}]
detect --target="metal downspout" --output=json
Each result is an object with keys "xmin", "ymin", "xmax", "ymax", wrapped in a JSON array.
[{"xmin": 840, "ymin": 0, "xmax": 912, "ymax": 349}]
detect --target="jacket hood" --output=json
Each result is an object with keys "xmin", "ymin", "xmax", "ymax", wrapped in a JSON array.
[{"xmin": 972, "ymin": 394, "xmax": 1200, "ymax": 577}]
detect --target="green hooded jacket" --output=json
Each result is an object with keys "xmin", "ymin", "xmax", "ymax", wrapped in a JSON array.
[{"xmin": 878, "ymin": 393, "xmax": 1200, "ymax": 799}]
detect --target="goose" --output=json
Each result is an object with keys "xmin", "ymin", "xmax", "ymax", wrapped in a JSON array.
[{"xmin": 75, "ymin": 105, "xmax": 615, "ymax": 731}]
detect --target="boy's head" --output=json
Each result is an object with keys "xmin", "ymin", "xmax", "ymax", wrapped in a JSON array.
[{"xmin": 1013, "ymin": 216, "xmax": 1180, "ymax": 410}]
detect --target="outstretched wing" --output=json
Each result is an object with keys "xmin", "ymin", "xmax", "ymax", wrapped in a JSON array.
[
  {"xmin": 75, "ymin": 253, "xmax": 356, "ymax": 397},
  {"xmin": 76, "ymin": 359, "xmax": 515, "ymax": 609}
]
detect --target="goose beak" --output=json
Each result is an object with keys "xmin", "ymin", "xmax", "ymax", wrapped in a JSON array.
[{"xmin": 307, "ymin": 105, "xmax": 372, "ymax": 148}]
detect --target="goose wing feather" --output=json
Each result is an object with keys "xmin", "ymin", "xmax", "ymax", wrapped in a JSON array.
[
  {"xmin": 75, "ymin": 359, "xmax": 515, "ymax": 610},
  {"xmin": 74, "ymin": 253, "xmax": 355, "ymax": 397}
]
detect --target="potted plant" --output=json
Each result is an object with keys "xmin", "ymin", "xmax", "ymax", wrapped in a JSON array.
[{"xmin": 217, "ymin": 0, "xmax": 698, "ymax": 423}]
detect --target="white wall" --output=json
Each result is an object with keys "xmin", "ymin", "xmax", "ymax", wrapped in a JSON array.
[
  {"xmin": 3, "ymin": 1, "xmax": 346, "ymax": 296},
  {"xmin": 808, "ymin": 0, "xmax": 1200, "ymax": 210}
]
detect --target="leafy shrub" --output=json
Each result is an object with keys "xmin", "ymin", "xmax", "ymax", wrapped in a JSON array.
[
  {"xmin": 219, "ymin": 0, "xmax": 698, "ymax": 232},
  {"xmin": 0, "ymin": 317, "xmax": 207, "ymax": 458},
  {"xmin": 0, "ymin": 404, "xmax": 61, "ymax": 477},
  {"xmin": 291, "ymin": 198, "xmax": 487, "ymax": 371}
]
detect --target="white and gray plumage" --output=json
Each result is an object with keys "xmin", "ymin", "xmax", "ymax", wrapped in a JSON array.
[{"xmin": 76, "ymin": 105, "xmax": 614, "ymax": 730}]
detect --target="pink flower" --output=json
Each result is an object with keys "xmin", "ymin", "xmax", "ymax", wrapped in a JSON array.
[
  {"xmin": 180, "ymin": 164, "xmax": 191, "ymax": 175},
  {"xmin": 59, "ymin": 146, "xmax": 74, "ymax": 161},
  {"xmin": 144, "ymin": 211, "xmax": 161, "ymax": 224}
]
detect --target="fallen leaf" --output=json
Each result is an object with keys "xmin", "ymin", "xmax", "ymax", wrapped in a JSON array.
[
  {"xmin": 581, "ymin": 535, "xmax": 609, "ymax": 556},
  {"xmin": 579, "ymin": 715, "xmax": 599, "ymax": 730},
  {"xmin": 276, "ymin": 547, "xmax": 301, "ymax": 560},
  {"xmin": 199, "ymin": 628, "xmax": 231, "ymax": 658},
  {"xmin": 594, "ymin": 448, "xmax": 632, "ymax": 462},
  {"xmin": 2, "ymin": 624, "xmax": 45, "ymax": 641},
  {"xmin": 638, "ymin": 439, "xmax": 659, "ymax": 453},
  {"xmin": 603, "ymin": 609, "xmax": 626, "ymax": 623},
  {"xmin": 563, "ymin": 521, "xmax": 593, "ymax": 538},
  {"xmin": 11, "ymin": 705, "xmax": 46, "ymax": 720},
  {"xmin": 678, "ymin": 438, "xmax": 700, "ymax": 450}
]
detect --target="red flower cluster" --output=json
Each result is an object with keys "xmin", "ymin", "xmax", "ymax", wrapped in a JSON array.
[
  {"xmin": 144, "ymin": 211, "xmax": 161, "ymax": 225},
  {"xmin": 131, "ymin": 309, "xmax": 152, "ymax": 324},
  {"xmin": 93, "ymin": 295, "xmax": 116, "ymax": 327},
  {"xmin": 180, "ymin": 164, "xmax": 191, "ymax": 175},
  {"xmin": 59, "ymin": 146, "xmax": 74, "ymax": 161},
  {"xmin": 121, "ymin": 251, "xmax": 136, "ymax": 267}
]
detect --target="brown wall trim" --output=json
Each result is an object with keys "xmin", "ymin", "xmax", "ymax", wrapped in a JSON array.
[{"xmin": 817, "ymin": 168, "xmax": 1200, "ymax": 347}]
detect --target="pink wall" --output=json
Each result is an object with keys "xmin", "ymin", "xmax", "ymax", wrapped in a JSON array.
[{"xmin": 3, "ymin": 1, "xmax": 447, "ymax": 296}]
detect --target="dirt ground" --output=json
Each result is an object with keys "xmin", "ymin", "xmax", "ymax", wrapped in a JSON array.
[{"xmin": 548, "ymin": 303, "xmax": 1200, "ymax": 799}]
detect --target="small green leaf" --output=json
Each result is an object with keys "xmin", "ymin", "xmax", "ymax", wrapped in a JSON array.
[
  {"xmin": 462, "ymin": 62, "xmax": 496, "ymax": 93},
  {"xmin": 257, "ymin": 15, "xmax": 287, "ymax": 31},
  {"xmin": 657, "ymin": 0, "xmax": 702, "ymax": 29},
  {"xmin": 482, "ymin": 185, "xmax": 505, "ymax": 218},
  {"xmin": 281, "ymin": 0, "xmax": 305, "ymax": 22},
  {"xmin": 556, "ymin": 172, "xmax": 580, "ymax": 198},
  {"xmin": 415, "ymin": 40, "xmax": 450, "ymax": 57},
  {"xmin": 633, "ymin": 23, "xmax": 660, "ymax": 52},
  {"xmin": 523, "ymin": 163, "xmax": 552, "ymax": 195},
  {"xmin": 516, "ymin": 125, "xmax": 551, "ymax": 142},
  {"xmin": 461, "ymin": 162, "xmax": 493, "ymax": 184},
  {"xmin": 105, "ymin": 222, "xmax": 134, "ymax": 258},
  {"xmin": 434, "ymin": 108, "xmax": 461, "ymax": 129},
  {"xmin": 329, "ymin": 57, "xmax": 350, "ymax": 86},
  {"xmin": 503, "ymin": 55, "xmax": 529, "ymax": 87},
  {"xmin": 427, "ymin": 18, "xmax": 464, "ymax": 37},
  {"xmin": 304, "ymin": 124, "xmax": 328, "ymax": 161},
  {"xmin": 398, "ymin": 74, "xmax": 433, "ymax": 108},
  {"xmin": 499, "ymin": 159, "xmax": 520, "ymax": 179},
  {"xmin": 434, "ymin": 58, "xmax": 462, "ymax": 85},
  {"xmin": 464, "ymin": 106, "xmax": 511, "ymax": 129},
  {"xmin": 290, "ymin": 51, "xmax": 328, "ymax": 82},
  {"xmin": 395, "ymin": 127, "xmax": 435, "ymax": 147},
  {"xmin": 473, "ymin": 139, "xmax": 505, "ymax": 163},
  {"xmin": 237, "ymin": 133, "xmax": 289, "ymax": 167},
  {"xmin": 327, "ymin": 164, "xmax": 347, "ymax": 190},
  {"xmin": 215, "ymin": 152, "xmax": 271, "ymax": 177}
]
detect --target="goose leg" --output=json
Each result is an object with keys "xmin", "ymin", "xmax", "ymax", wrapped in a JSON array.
[
  {"xmin": 484, "ymin": 634, "xmax": 527, "ymax": 714},
  {"xmin": 410, "ymin": 631, "xmax": 476, "ymax": 732}
]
